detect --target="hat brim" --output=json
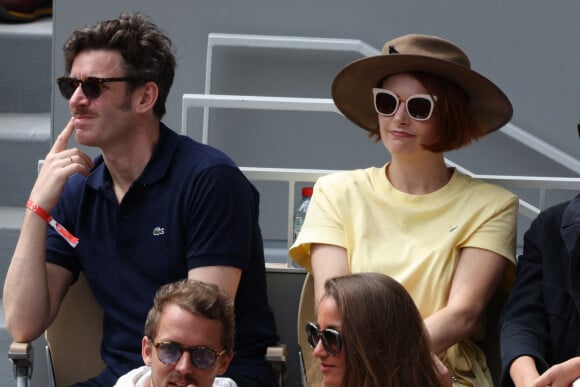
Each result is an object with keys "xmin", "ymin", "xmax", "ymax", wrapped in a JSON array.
[{"xmin": 331, "ymin": 54, "xmax": 513, "ymax": 134}]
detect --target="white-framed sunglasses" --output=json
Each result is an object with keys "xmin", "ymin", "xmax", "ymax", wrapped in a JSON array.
[{"xmin": 372, "ymin": 88, "xmax": 437, "ymax": 121}]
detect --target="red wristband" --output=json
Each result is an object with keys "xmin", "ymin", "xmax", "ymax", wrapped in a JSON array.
[{"xmin": 26, "ymin": 199, "xmax": 79, "ymax": 248}]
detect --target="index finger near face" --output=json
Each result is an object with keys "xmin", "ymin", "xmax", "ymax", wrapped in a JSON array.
[{"xmin": 51, "ymin": 117, "xmax": 76, "ymax": 153}]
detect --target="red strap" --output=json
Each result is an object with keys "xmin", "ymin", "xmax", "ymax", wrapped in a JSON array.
[
  {"xmin": 26, "ymin": 199, "xmax": 79, "ymax": 248},
  {"xmin": 26, "ymin": 199, "xmax": 51, "ymax": 221}
]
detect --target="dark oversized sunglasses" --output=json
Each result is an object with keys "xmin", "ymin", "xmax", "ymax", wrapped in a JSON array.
[
  {"xmin": 373, "ymin": 88, "xmax": 437, "ymax": 121},
  {"xmin": 305, "ymin": 321, "xmax": 342, "ymax": 356},
  {"xmin": 57, "ymin": 76, "xmax": 135, "ymax": 100},
  {"xmin": 151, "ymin": 340, "xmax": 226, "ymax": 369}
]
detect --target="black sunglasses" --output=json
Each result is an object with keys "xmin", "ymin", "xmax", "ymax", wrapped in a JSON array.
[
  {"xmin": 305, "ymin": 321, "xmax": 342, "ymax": 356},
  {"xmin": 57, "ymin": 76, "xmax": 135, "ymax": 100},
  {"xmin": 151, "ymin": 340, "xmax": 226, "ymax": 369},
  {"xmin": 373, "ymin": 88, "xmax": 437, "ymax": 121}
]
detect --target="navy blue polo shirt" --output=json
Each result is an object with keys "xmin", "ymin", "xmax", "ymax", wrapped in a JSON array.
[{"xmin": 46, "ymin": 124, "xmax": 279, "ymax": 385}]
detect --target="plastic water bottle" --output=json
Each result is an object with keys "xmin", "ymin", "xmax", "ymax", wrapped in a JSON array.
[
  {"xmin": 291, "ymin": 187, "xmax": 313, "ymax": 268},
  {"xmin": 293, "ymin": 187, "xmax": 313, "ymax": 242}
]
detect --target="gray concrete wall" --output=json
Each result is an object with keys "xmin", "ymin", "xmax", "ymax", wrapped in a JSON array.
[
  {"xmin": 52, "ymin": 0, "xmax": 580, "ymax": 166},
  {"xmin": 51, "ymin": 0, "xmax": 580, "ymax": 244},
  {"xmin": 3, "ymin": 0, "xmax": 580, "ymax": 385},
  {"xmin": 0, "ymin": 23, "xmax": 51, "ymax": 114}
]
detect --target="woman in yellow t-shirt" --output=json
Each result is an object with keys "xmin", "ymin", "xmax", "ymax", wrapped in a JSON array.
[{"xmin": 290, "ymin": 34, "xmax": 518, "ymax": 387}]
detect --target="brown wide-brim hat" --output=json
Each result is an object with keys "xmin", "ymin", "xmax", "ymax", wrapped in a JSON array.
[{"xmin": 331, "ymin": 34, "xmax": 513, "ymax": 134}]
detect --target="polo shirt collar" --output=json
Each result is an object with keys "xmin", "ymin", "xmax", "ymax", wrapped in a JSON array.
[{"xmin": 86, "ymin": 123, "xmax": 179, "ymax": 190}]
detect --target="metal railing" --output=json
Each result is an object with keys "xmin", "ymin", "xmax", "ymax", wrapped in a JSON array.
[
  {"xmin": 182, "ymin": 93, "xmax": 580, "ymax": 250},
  {"xmin": 198, "ymin": 33, "xmax": 376, "ymax": 145},
  {"xmin": 181, "ymin": 33, "xmax": 580, "ymax": 265},
  {"xmin": 189, "ymin": 32, "xmax": 580, "ymax": 174},
  {"xmin": 240, "ymin": 167, "xmax": 580, "ymax": 252}
]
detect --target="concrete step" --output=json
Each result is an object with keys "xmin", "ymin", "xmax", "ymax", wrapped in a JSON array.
[
  {"xmin": 0, "ymin": 203, "xmax": 23, "ymax": 387},
  {"xmin": 0, "ymin": 19, "xmax": 52, "ymax": 113},
  {"xmin": 0, "ymin": 113, "xmax": 51, "ymax": 207},
  {"xmin": 0, "ymin": 206, "xmax": 23, "ymax": 285}
]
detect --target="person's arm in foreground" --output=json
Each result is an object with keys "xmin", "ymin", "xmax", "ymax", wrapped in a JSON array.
[
  {"xmin": 424, "ymin": 247, "xmax": 508, "ymax": 354},
  {"xmin": 508, "ymin": 356, "xmax": 540, "ymax": 386},
  {"xmin": 184, "ymin": 164, "xmax": 258, "ymax": 301},
  {"xmin": 3, "ymin": 118, "xmax": 92, "ymax": 341},
  {"xmin": 188, "ymin": 266, "xmax": 242, "ymax": 302},
  {"xmin": 500, "ymin": 204, "xmax": 557, "ymax": 387},
  {"xmin": 532, "ymin": 357, "xmax": 580, "ymax": 387},
  {"xmin": 310, "ymin": 243, "xmax": 350, "ymax": 305}
]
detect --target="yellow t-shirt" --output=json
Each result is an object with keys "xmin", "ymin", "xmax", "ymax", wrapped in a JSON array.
[{"xmin": 289, "ymin": 163, "xmax": 518, "ymax": 386}]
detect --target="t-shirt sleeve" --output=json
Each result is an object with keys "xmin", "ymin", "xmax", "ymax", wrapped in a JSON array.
[
  {"xmin": 185, "ymin": 164, "xmax": 257, "ymax": 270},
  {"xmin": 289, "ymin": 175, "xmax": 347, "ymax": 272},
  {"xmin": 45, "ymin": 177, "xmax": 82, "ymax": 278},
  {"xmin": 462, "ymin": 194, "xmax": 519, "ymax": 265}
]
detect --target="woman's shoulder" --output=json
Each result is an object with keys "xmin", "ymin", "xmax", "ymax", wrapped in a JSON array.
[{"xmin": 454, "ymin": 171, "xmax": 518, "ymax": 201}]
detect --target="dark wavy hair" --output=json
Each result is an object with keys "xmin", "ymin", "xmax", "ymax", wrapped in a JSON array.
[
  {"xmin": 63, "ymin": 12, "xmax": 176, "ymax": 119},
  {"xmin": 321, "ymin": 273, "xmax": 446, "ymax": 387},
  {"xmin": 369, "ymin": 72, "xmax": 485, "ymax": 152},
  {"xmin": 144, "ymin": 279, "xmax": 235, "ymax": 353}
]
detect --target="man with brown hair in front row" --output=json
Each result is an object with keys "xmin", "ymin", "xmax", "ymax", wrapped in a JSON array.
[
  {"xmin": 114, "ymin": 279, "xmax": 237, "ymax": 387},
  {"xmin": 3, "ymin": 12, "xmax": 278, "ymax": 386}
]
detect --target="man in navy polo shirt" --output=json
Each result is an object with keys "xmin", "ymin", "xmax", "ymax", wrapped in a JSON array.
[{"xmin": 3, "ymin": 13, "xmax": 279, "ymax": 387}]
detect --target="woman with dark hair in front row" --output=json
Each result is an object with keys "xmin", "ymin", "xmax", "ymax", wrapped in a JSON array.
[{"xmin": 305, "ymin": 272, "xmax": 450, "ymax": 387}]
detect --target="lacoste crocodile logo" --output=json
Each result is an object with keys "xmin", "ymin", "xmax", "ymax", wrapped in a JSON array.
[{"xmin": 152, "ymin": 227, "xmax": 165, "ymax": 236}]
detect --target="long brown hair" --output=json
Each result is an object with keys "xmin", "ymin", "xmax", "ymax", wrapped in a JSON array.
[{"xmin": 322, "ymin": 273, "xmax": 446, "ymax": 387}]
